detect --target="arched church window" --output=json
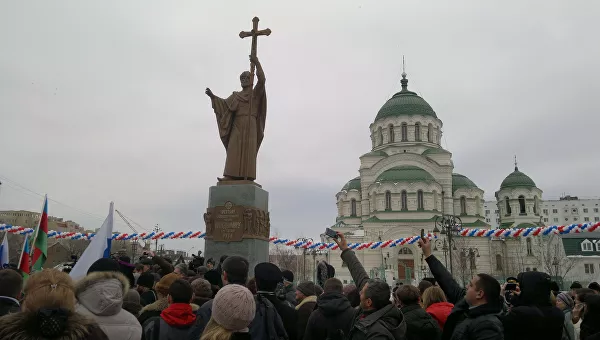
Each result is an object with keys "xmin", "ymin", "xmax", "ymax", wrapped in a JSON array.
[
  {"xmin": 496, "ymin": 254, "xmax": 503, "ymax": 271},
  {"xmin": 401, "ymin": 123, "xmax": 408, "ymax": 141},
  {"xmin": 399, "ymin": 247, "xmax": 413, "ymax": 255},
  {"xmin": 533, "ymin": 196, "xmax": 539, "ymax": 215},
  {"xmin": 460, "ymin": 196, "xmax": 467, "ymax": 215},
  {"xmin": 350, "ymin": 199, "xmax": 357, "ymax": 216},
  {"xmin": 417, "ymin": 190, "xmax": 424, "ymax": 210},
  {"xmin": 385, "ymin": 191, "xmax": 392, "ymax": 211},
  {"xmin": 519, "ymin": 196, "xmax": 526, "ymax": 215},
  {"xmin": 433, "ymin": 191, "xmax": 438, "ymax": 211},
  {"xmin": 388, "ymin": 124, "xmax": 394, "ymax": 143},
  {"xmin": 377, "ymin": 127, "xmax": 383, "ymax": 145},
  {"xmin": 526, "ymin": 238, "xmax": 533, "ymax": 255},
  {"xmin": 505, "ymin": 197, "xmax": 511, "ymax": 216},
  {"xmin": 401, "ymin": 191, "xmax": 408, "ymax": 210},
  {"xmin": 428, "ymin": 123, "xmax": 433, "ymax": 142},
  {"xmin": 475, "ymin": 196, "xmax": 481, "ymax": 216},
  {"xmin": 415, "ymin": 123, "xmax": 421, "ymax": 141}
]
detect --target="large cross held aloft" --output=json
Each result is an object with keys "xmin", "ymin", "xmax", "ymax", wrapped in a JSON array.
[
  {"xmin": 239, "ymin": 17, "xmax": 271, "ymax": 180},
  {"xmin": 239, "ymin": 17, "xmax": 271, "ymax": 84}
]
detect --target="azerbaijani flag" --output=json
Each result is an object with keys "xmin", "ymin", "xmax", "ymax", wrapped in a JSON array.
[
  {"xmin": 31, "ymin": 195, "xmax": 48, "ymax": 271},
  {"xmin": 18, "ymin": 236, "xmax": 31, "ymax": 280}
]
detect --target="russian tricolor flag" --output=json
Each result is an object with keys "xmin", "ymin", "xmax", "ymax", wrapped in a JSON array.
[{"xmin": 69, "ymin": 202, "xmax": 114, "ymax": 280}]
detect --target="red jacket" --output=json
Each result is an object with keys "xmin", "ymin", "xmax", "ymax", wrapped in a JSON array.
[{"xmin": 426, "ymin": 302, "xmax": 454, "ymax": 329}]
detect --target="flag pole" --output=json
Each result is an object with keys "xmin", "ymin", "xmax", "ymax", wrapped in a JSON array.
[{"xmin": 29, "ymin": 194, "xmax": 47, "ymax": 258}]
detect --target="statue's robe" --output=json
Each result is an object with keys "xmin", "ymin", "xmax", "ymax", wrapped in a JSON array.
[{"xmin": 211, "ymin": 78, "xmax": 266, "ymax": 180}]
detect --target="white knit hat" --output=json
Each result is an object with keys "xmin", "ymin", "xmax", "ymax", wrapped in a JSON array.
[{"xmin": 212, "ymin": 284, "xmax": 256, "ymax": 332}]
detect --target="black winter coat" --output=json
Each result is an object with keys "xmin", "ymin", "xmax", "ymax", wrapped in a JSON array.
[
  {"xmin": 303, "ymin": 292, "xmax": 355, "ymax": 340},
  {"xmin": 296, "ymin": 296, "xmax": 317, "ymax": 340},
  {"xmin": 341, "ymin": 249, "xmax": 407, "ymax": 340},
  {"xmin": 0, "ymin": 297, "xmax": 20, "ymax": 317},
  {"xmin": 400, "ymin": 304, "xmax": 441, "ymax": 340},
  {"xmin": 501, "ymin": 272, "xmax": 564, "ymax": 340},
  {"xmin": 262, "ymin": 292, "xmax": 298, "ymax": 340},
  {"xmin": 425, "ymin": 255, "xmax": 503, "ymax": 340}
]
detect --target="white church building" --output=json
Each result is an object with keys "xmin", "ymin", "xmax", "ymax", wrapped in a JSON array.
[{"xmin": 328, "ymin": 72, "xmax": 599, "ymax": 288}]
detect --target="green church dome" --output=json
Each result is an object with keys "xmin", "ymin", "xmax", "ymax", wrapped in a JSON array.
[
  {"xmin": 500, "ymin": 167, "xmax": 537, "ymax": 189},
  {"xmin": 341, "ymin": 177, "xmax": 361, "ymax": 191},
  {"xmin": 376, "ymin": 166, "xmax": 435, "ymax": 183},
  {"xmin": 375, "ymin": 74, "xmax": 437, "ymax": 121},
  {"xmin": 452, "ymin": 173, "xmax": 479, "ymax": 192}
]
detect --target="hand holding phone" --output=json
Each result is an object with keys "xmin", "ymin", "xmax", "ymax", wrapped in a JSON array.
[
  {"xmin": 325, "ymin": 228, "xmax": 339, "ymax": 239},
  {"xmin": 420, "ymin": 229, "xmax": 425, "ymax": 239}
]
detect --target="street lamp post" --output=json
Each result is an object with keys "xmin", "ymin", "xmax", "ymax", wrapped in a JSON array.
[
  {"xmin": 433, "ymin": 214, "xmax": 462, "ymax": 275},
  {"xmin": 433, "ymin": 238, "xmax": 455, "ymax": 269},
  {"xmin": 298, "ymin": 237, "xmax": 313, "ymax": 281}
]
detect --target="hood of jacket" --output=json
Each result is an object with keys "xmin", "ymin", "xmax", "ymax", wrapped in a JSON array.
[
  {"xmin": 317, "ymin": 292, "xmax": 352, "ymax": 317},
  {"xmin": 356, "ymin": 304, "xmax": 406, "ymax": 338},
  {"xmin": 0, "ymin": 310, "xmax": 101, "ymax": 340},
  {"xmin": 75, "ymin": 271, "xmax": 129, "ymax": 316},
  {"xmin": 426, "ymin": 302, "xmax": 453, "ymax": 323},
  {"xmin": 515, "ymin": 271, "xmax": 553, "ymax": 306},
  {"xmin": 296, "ymin": 295, "xmax": 318, "ymax": 310}
]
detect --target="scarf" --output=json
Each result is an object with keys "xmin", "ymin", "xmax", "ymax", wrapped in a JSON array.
[{"xmin": 160, "ymin": 303, "xmax": 196, "ymax": 327}]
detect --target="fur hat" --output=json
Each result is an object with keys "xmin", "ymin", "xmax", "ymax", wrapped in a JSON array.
[
  {"xmin": 296, "ymin": 281, "xmax": 316, "ymax": 296},
  {"xmin": 155, "ymin": 273, "xmax": 179, "ymax": 296},
  {"xmin": 212, "ymin": 284, "xmax": 256, "ymax": 332}
]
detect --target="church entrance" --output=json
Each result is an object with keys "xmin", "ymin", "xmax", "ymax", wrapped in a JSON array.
[{"xmin": 397, "ymin": 247, "xmax": 415, "ymax": 284}]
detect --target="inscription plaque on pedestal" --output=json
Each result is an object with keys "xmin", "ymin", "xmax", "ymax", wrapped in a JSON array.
[{"xmin": 204, "ymin": 201, "xmax": 270, "ymax": 242}]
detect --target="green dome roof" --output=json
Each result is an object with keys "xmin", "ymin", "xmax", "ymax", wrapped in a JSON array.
[
  {"xmin": 375, "ymin": 75, "xmax": 437, "ymax": 121},
  {"xmin": 341, "ymin": 177, "xmax": 361, "ymax": 191},
  {"xmin": 452, "ymin": 173, "xmax": 479, "ymax": 192},
  {"xmin": 500, "ymin": 167, "xmax": 537, "ymax": 189},
  {"xmin": 376, "ymin": 166, "xmax": 435, "ymax": 183}
]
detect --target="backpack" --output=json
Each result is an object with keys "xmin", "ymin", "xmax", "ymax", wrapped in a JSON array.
[{"xmin": 250, "ymin": 295, "xmax": 288, "ymax": 340}]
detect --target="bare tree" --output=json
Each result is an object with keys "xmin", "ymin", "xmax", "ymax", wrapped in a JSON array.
[
  {"xmin": 449, "ymin": 236, "xmax": 472, "ymax": 287},
  {"xmin": 539, "ymin": 234, "xmax": 578, "ymax": 281},
  {"xmin": 269, "ymin": 244, "xmax": 299, "ymax": 279}
]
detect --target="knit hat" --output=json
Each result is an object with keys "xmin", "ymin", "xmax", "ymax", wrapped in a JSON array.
[
  {"xmin": 212, "ymin": 284, "xmax": 256, "ymax": 332},
  {"xmin": 137, "ymin": 272, "xmax": 155, "ymax": 289},
  {"xmin": 557, "ymin": 292, "xmax": 574, "ymax": 309},
  {"xmin": 191, "ymin": 278, "xmax": 213, "ymax": 298},
  {"xmin": 155, "ymin": 273, "xmax": 179, "ymax": 296},
  {"xmin": 282, "ymin": 270, "xmax": 294, "ymax": 283},
  {"xmin": 87, "ymin": 258, "xmax": 120, "ymax": 275},
  {"xmin": 296, "ymin": 281, "xmax": 316, "ymax": 296}
]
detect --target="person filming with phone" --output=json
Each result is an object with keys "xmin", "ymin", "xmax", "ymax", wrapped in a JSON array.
[{"xmin": 331, "ymin": 231, "xmax": 407, "ymax": 340}]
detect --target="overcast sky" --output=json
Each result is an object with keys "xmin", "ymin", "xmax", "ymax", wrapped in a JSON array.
[{"xmin": 1, "ymin": 1, "xmax": 599, "ymax": 252}]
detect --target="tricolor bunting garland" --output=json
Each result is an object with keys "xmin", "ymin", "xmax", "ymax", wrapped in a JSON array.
[{"xmin": 0, "ymin": 222, "xmax": 600, "ymax": 250}]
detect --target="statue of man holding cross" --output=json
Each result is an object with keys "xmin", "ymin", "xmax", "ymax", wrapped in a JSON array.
[{"xmin": 205, "ymin": 17, "xmax": 271, "ymax": 182}]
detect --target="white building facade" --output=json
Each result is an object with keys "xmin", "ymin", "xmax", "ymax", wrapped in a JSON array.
[{"xmin": 329, "ymin": 72, "xmax": 598, "ymax": 288}]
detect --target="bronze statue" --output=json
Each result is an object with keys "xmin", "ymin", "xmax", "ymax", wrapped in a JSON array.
[{"xmin": 205, "ymin": 17, "xmax": 271, "ymax": 182}]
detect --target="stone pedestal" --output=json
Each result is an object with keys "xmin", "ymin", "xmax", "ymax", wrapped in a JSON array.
[{"xmin": 203, "ymin": 183, "xmax": 269, "ymax": 273}]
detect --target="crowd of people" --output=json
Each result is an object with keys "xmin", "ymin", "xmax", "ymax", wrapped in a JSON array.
[{"xmin": 1, "ymin": 234, "xmax": 600, "ymax": 339}]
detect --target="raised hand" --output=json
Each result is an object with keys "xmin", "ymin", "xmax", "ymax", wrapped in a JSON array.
[
  {"xmin": 334, "ymin": 232, "xmax": 349, "ymax": 251},
  {"xmin": 418, "ymin": 237, "xmax": 432, "ymax": 258},
  {"xmin": 205, "ymin": 87, "xmax": 214, "ymax": 98},
  {"xmin": 249, "ymin": 55, "xmax": 259, "ymax": 64}
]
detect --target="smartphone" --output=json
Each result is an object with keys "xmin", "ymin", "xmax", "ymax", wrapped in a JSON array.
[
  {"xmin": 505, "ymin": 283, "xmax": 517, "ymax": 291},
  {"xmin": 420, "ymin": 229, "xmax": 425, "ymax": 239},
  {"xmin": 325, "ymin": 228, "xmax": 339, "ymax": 239}
]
